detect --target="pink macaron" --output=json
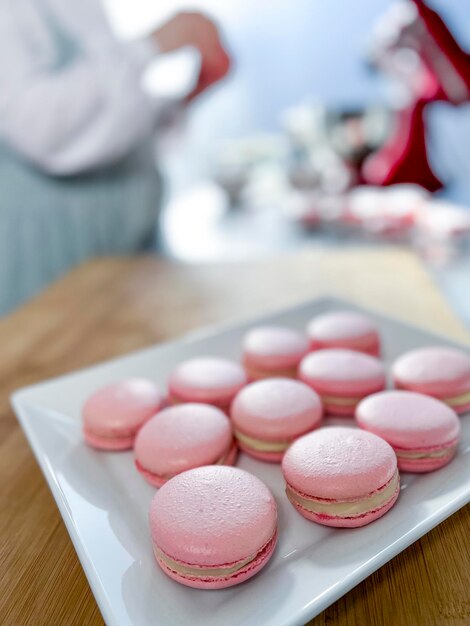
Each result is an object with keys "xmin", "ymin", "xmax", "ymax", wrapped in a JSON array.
[
  {"xmin": 306, "ymin": 310, "xmax": 381, "ymax": 356},
  {"xmin": 299, "ymin": 349, "xmax": 386, "ymax": 416},
  {"xmin": 168, "ymin": 357, "xmax": 247, "ymax": 411},
  {"xmin": 149, "ymin": 466, "xmax": 278, "ymax": 589},
  {"xmin": 356, "ymin": 391, "xmax": 460, "ymax": 473},
  {"xmin": 392, "ymin": 346, "xmax": 470, "ymax": 414},
  {"xmin": 82, "ymin": 379, "xmax": 164, "ymax": 450},
  {"xmin": 282, "ymin": 427, "xmax": 399, "ymax": 527},
  {"xmin": 346, "ymin": 185, "xmax": 423, "ymax": 237},
  {"xmin": 231, "ymin": 378, "xmax": 323, "ymax": 462},
  {"xmin": 242, "ymin": 325, "xmax": 310, "ymax": 380},
  {"xmin": 416, "ymin": 200, "xmax": 470, "ymax": 240},
  {"xmin": 134, "ymin": 404, "xmax": 237, "ymax": 487}
]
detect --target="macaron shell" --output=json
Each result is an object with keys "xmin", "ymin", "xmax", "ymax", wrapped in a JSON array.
[
  {"xmin": 231, "ymin": 378, "xmax": 322, "ymax": 441},
  {"xmin": 83, "ymin": 379, "xmax": 164, "ymax": 436},
  {"xmin": 356, "ymin": 391, "xmax": 461, "ymax": 449},
  {"xmin": 307, "ymin": 311, "xmax": 380, "ymax": 355},
  {"xmin": 137, "ymin": 440, "xmax": 238, "ymax": 488},
  {"xmin": 154, "ymin": 530, "xmax": 277, "ymax": 589},
  {"xmin": 168, "ymin": 358, "xmax": 247, "ymax": 404},
  {"xmin": 135, "ymin": 404, "xmax": 234, "ymax": 479},
  {"xmin": 392, "ymin": 347, "xmax": 470, "ymax": 396},
  {"xmin": 149, "ymin": 466, "xmax": 277, "ymax": 567},
  {"xmin": 299, "ymin": 349, "xmax": 386, "ymax": 396},
  {"xmin": 243, "ymin": 326, "xmax": 310, "ymax": 370},
  {"xmin": 282, "ymin": 427, "xmax": 397, "ymax": 500},
  {"xmin": 307, "ymin": 311, "xmax": 377, "ymax": 341}
]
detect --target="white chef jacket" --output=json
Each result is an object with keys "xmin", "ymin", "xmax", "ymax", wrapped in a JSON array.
[{"xmin": 0, "ymin": 0, "xmax": 163, "ymax": 174}]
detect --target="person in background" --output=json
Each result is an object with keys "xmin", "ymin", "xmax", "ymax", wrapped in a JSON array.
[{"xmin": 0, "ymin": 1, "xmax": 230, "ymax": 315}]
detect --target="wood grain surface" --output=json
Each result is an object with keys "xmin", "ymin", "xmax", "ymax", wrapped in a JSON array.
[{"xmin": 1, "ymin": 247, "xmax": 469, "ymax": 626}]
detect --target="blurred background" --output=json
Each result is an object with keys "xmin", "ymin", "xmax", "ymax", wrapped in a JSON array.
[{"xmin": 2, "ymin": 0, "xmax": 470, "ymax": 322}]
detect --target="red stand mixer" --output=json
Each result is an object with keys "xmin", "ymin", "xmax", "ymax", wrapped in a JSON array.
[{"xmin": 363, "ymin": 0, "xmax": 470, "ymax": 192}]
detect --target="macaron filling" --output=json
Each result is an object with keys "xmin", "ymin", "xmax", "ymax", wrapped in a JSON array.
[
  {"xmin": 84, "ymin": 430, "xmax": 135, "ymax": 450},
  {"xmin": 154, "ymin": 530, "xmax": 277, "ymax": 580},
  {"xmin": 86, "ymin": 422, "xmax": 149, "ymax": 450},
  {"xmin": 393, "ymin": 384, "xmax": 470, "ymax": 410},
  {"xmin": 243, "ymin": 362, "xmax": 298, "ymax": 379},
  {"xmin": 234, "ymin": 430, "xmax": 293, "ymax": 453},
  {"xmin": 441, "ymin": 389, "xmax": 470, "ymax": 407},
  {"xmin": 311, "ymin": 335, "xmax": 379, "ymax": 351},
  {"xmin": 83, "ymin": 426, "xmax": 136, "ymax": 441},
  {"xmin": 286, "ymin": 470, "xmax": 399, "ymax": 518},
  {"xmin": 394, "ymin": 441, "xmax": 458, "ymax": 460},
  {"xmin": 320, "ymin": 394, "xmax": 362, "ymax": 406}
]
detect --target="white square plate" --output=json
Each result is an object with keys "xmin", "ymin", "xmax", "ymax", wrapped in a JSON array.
[{"xmin": 12, "ymin": 297, "xmax": 470, "ymax": 626}]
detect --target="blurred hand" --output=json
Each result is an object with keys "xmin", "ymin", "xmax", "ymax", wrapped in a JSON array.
[{"xmin": 153, "ymin": 12, "xmax": 230, "ymax": 101}]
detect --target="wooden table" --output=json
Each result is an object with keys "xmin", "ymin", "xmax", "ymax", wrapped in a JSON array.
[{"xmin": 1, "ymin": 247, "xmax": 469, "ymax": 626}]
